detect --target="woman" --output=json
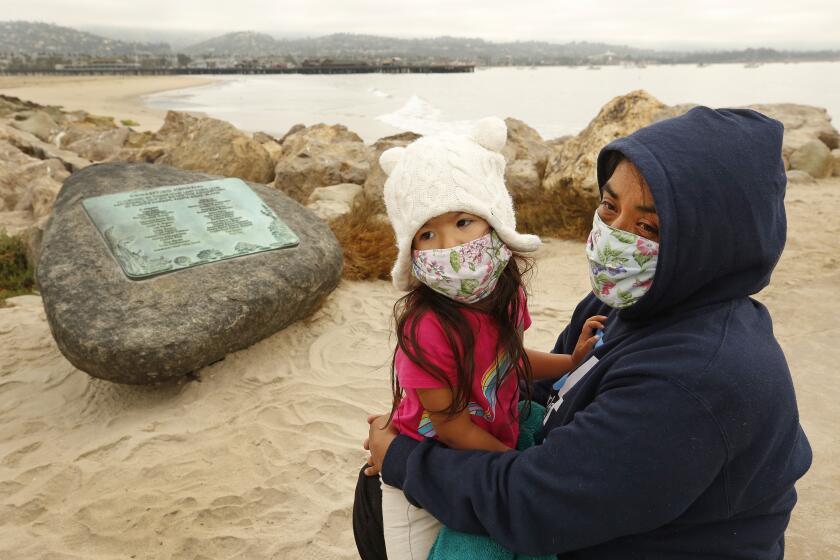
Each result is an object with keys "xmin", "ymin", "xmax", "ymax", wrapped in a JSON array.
[{"xmin": 355, "ymin": 107, "xmax": 812, "ymax": 559}]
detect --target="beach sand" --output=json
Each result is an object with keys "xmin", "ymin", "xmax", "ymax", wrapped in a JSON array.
[
  {"xmin": 0, "ymin": 75, "xmax": 220, "ymax": 132},
  {"xmin": 1, "ymin": 177, "xmax": 838, "ymax": 559}
]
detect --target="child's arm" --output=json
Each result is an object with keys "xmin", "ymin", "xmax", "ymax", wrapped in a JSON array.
[
  {"xmin": 417, "ymin": 387, "xmax": 512, "ymax": 452},
  {"xmin": 527, "ymin": 315, "xmax": 608, "ymax": 380}
]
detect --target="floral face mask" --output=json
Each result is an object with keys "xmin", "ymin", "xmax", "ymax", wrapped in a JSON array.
[
  {"xmin": 412, "ymin": 231, "xmax": 512, "ymax": 304},
  {"xmin": 586, "ymin": 211, "xmax": 659, "ymax": 309}
]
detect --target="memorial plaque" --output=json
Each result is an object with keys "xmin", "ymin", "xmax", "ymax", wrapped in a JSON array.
[{"xmin": 82, "ymin": 178, "xmax": 300, "ymax": 279}]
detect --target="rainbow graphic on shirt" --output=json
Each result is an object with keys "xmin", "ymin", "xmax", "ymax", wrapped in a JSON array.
[{"xmin": 416, "ymin": 348, "xmax": 512, "ymax": 437}]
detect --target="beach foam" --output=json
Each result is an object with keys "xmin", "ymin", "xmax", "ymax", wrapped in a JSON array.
[{"xmin": 376, "ymin": 95, "xmax": 477, "ymax": 136}]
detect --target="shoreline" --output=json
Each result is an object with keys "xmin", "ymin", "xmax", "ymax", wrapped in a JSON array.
[{"xmin": 0, "ymin": 75, "xmax": 221, "ymax": 132}]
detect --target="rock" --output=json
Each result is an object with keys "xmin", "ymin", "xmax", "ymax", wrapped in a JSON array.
[
  {"xmin": 63, "ymin": 126, "xmax": 130, "ymax": 161},
  {"xmin": 543, "ymin": 90, "xmax": 666, "ymax": 198},
  {"xmin": 0, "ymin": 139, "xmax": 68, "ymax": 222},
  {"xmin": 0, "ymin": 121, "xmax": 91, "ymax": 173},
  {"xmin": 0, "ymin": 94, "xmax": 45, "ymax": 118},
  {"xmin": 505, "ymin": 159, "xmax": 541, "ymax": 193},
  {"xmin": 10, "ymin": 111, "xmax": 60, "ymax": 142},
  {"xmin": 832, "ymin": 149, "xmax": 840, "ymax": 177},
  {"xmin": 261, "ymin": 139, "xmax": 284, "ymax": 165},
  {"xmin": 21, "ymin": 215, "xmax": 48, "ymax": 267},
  {"xmin": 789, "ymin": 139, "xmax": 833, "ymax": 179},
  {"xmin": 307, "ymin": 183, "xmax": 363, "ymax": 221},
  {"xmin": 121, "ymin": 111, "xmax": 275, "ymax": 184},
  {"xmin": 278, "ymin": 123, "xmax": 306, "ymax": 145},
  {"xmin": 0, "ymin": 210, "xmax": 33, "ymax": 237},
  {"xmin": 253, "ymin": 131, "xmax": 278, "ymax": 144},
  {"xmin": 546, "ymin": 135, "xmax": 572, "ymax": 150},
  {"xmin": 502, "ymin": 118, "xmax": 552, "ymax": 169},
  {"xmin": 819, "ymin": 130, "xmax": 839, "ymax": 150},
  {"xmin": 749, "ymin": 103, "xmax": 839, "ymax": 152},
  {"xmin": 274, "ymin": 123, "xmax": 370, "ymax": 203},
  {"xmin": 786, "ymin": 170, "xmax": 817, "ymax": 185},
  {"xmin": 37, "ymin": 162, "xmax": 343, "ymax": 384},
  {"xmin": 253, "ymin": 132, "xmax": 285, "ymax": 165},
  {"xmin": 362, "ymin": 132, "xmax": 421, "ymax": 202},
  {"xmin": 501, "ymin": 118, "xmax": 553, "ymax": 194}
]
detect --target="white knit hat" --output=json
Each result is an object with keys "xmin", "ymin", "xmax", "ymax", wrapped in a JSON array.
[{"xmin": 381, "ymin": 117, "xmax": 542, "ymax": 291}]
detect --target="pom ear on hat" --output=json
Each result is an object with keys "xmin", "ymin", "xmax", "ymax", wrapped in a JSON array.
[
  {"xmin": 379, "ymin": 147, "xmax": 405, "ymax": 176},
  {"xmin": 471, "ymin": 117, "xmax": 507, "ymax": 153}
]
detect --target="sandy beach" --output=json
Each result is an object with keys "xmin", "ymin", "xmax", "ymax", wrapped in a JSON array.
[
  {"xmin": 0, "ymin": 75, "xmax": 220, "ymax": 132},
  {"xmin": 0, "ymin": 77, "xmax": 838, "ymax": 559}
]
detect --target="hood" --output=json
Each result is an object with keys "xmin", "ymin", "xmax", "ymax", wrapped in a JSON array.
[{"xmin": 596, "ymin": 107, "xmax": 787, "ymax": 320}]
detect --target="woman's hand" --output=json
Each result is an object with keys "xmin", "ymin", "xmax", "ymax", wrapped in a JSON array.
[
  {"xmin": 572, "ymin": 315, "xmax": 608, "ymax": 366},
  {"xmin": 363, "ymin": 413, "xmax": 398, "ymax": 477}
]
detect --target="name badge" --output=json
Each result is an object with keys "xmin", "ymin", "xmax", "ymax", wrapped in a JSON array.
[{"xmin": 543, "ymin": 356, "xmax": 599, "ymax": 426}]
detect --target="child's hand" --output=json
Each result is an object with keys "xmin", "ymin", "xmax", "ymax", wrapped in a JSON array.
[{"xmin": 572, "ymin": 315, "xmax": 608, "ymax": 366}]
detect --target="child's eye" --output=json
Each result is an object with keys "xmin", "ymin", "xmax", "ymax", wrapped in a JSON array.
[
  {"xmin": 419, "ymin": 231, "xmax": 434, "ymax": 241},
  {"xmin": 456, "ymin": 219, "xmax": 473, "ymax": 228}
]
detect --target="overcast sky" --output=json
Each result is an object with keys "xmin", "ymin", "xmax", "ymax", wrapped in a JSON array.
[{"xmin": 7, "ymin": 0, "xmax": 840, "ymax": 50}]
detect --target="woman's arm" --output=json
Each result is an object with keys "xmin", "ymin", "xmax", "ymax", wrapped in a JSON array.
[
  {"xmin": 417, "ymin": 388, "xmax": 511, "ymax": 452},
  {"xmin": 371, "ymin": 375, "xmax": 727, "ymax": 556}
]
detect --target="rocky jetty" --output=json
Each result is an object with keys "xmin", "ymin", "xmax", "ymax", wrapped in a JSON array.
[
  {"xmin": 36, "ymin": 162, "xmax": 343, "ymax": 384},
  {"xmin": 2, "ymin": 90, "xmax": 839, "ymax": 271}
]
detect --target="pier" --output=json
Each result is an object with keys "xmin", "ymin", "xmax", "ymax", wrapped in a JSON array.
[{"xmin": 1, "ymin": 63, "xmax": 475, "ymax": 76}]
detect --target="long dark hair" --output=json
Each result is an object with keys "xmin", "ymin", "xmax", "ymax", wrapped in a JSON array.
[{"xmin": 386, "ymin": 252, "xmax": 534, "ymax": 426}]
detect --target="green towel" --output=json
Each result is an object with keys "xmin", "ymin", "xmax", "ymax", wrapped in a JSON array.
[{"xmin": 427, "ymin": 401, "xmax": 555, "ymax": 560}]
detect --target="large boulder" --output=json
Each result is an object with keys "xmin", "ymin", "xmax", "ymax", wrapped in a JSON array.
[
  {"xmin": 505, "ymin": 159, "xmax": 542, "ymax": 194},
  {"xmin": 59, "ymin": 122, "xmax": 130, "ymax": 162},
  {"xmin": 37, "ymin": 162, "xmax": 343, "ymax": 384},
  {"xmin": 362, "ymin": 131, "xmax": 420, "ymax": 202},
  {"xmin": 273, "ymin": 124, "xmax": 370, "ymax": 203},
  {"xmin": 502, "ymin": 118, "xmax": 553, "ymax": 194},
  {"xmin": 832, "ymin": 149, "xmax": 840, "ymax": 177},
  {"xmin": 789, "ymin": 139, "xmax": 833, "ymax": 179},
  {"xmin": 10, "ymin": 111, "xmax": 61, "ymax": 142},
  {"xmin": 0, "ymin": 139, "xmax": 68, "ymax": 232},
  {"xmin": 542, "ymin": 90, "xmax": 666, "ymax": 198},
  {"xmin": 121, "ymin": 111, "xmax": 275, "ymax": 184},
  {"xmin": 253, "ymin": 131, "xmax": 284, "ymax": 164},
  {"xmin": 749, "ymin": 103, "xmax": 839, "ymax": 152},
  {"xmin": 307, "ymin": 183, "xmax": 362, "ymax": 222}
]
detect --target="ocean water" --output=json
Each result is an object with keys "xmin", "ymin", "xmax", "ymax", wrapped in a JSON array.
[{"xmin": 143, "ymin": 62, "xmax": 840, "ymax": 143}]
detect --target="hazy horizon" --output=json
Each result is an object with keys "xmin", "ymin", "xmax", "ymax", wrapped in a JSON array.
[{"xmin": 6, "ymin": 0, "xmax": 839, "ymax": 51}]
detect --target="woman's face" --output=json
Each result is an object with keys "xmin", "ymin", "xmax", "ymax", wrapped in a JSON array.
[
  {"xmin": 412, "ymin": 212, "xmax": 490, "ymax": 251},
  {"xmin": 598, "ymin": 160, "xmax": 660, "ymax": 243}
]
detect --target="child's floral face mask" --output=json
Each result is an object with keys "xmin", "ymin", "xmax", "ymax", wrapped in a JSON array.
[
  {"xmin": 412, "ymin": 231, "xmax": 512, "ymax": 304},
  {"xmin": 586, "ymin": 211, "xmax": 659, "ymax": 309}
]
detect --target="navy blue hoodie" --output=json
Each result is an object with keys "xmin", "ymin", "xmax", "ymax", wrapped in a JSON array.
[{"xmin": 381, "ymin": 107, "xmax": 813, "ymax": 558}]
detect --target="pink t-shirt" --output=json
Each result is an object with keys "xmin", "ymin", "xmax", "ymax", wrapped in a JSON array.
[{"xmin": 391, "ymin": 295, "xmax": 531, "ymax": 448}]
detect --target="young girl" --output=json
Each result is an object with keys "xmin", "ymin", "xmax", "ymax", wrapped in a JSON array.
[{"xmin": 374, "ymin": 118, "xmax": 605, "ymax": 560}]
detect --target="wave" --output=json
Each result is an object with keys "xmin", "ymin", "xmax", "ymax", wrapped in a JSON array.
[
  {"xmin": 376, "ymin": 95, "xmax": 476, "ymax": 136},
  {"xmin": 367, "ymin": 87, "xmax": 391, "ymax": 98}
]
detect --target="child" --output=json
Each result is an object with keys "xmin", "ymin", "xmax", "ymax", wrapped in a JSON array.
[{"xmin": 376, "ymin": 117, "xmax": 606, "ymax": 560}]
